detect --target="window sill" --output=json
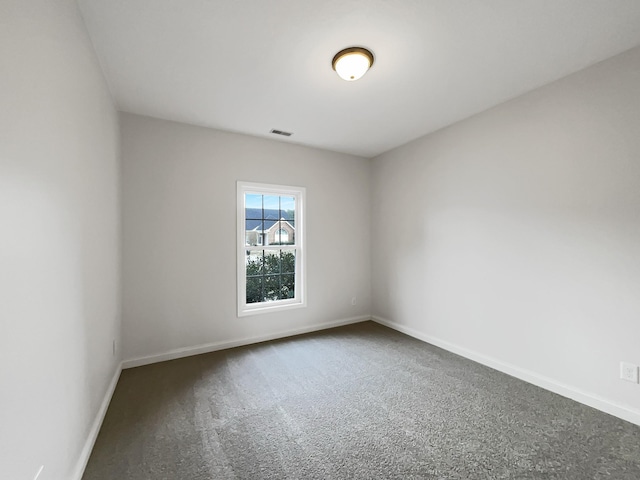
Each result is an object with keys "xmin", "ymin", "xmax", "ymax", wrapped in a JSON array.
[{"xmin": 238, "ymin": 300, "xmax": 307, "ymax": 317}]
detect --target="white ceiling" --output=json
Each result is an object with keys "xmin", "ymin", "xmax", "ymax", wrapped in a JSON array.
[{"xmin": 77, "ymin": 0, "xmax": 640, "ymax": 158}]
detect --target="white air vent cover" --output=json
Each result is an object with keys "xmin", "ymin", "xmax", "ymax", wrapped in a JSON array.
[{"xmin": 270, "ymin": 129, "xmax": 292, "ymax": 137}]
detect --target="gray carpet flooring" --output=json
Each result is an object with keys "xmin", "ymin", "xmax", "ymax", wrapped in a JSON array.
[{"xmin": 83, "ymin": 321, "xmax": 640, "ymax": 479}]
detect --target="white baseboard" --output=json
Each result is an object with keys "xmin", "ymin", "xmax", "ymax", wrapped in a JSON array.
[
  {"xmin": 72, "ymin": 362, "xmax": 123, "ymax": 480},
  {"xmin": 122, "ymin": 315, "xmax": 371, "ymax": 369},
  {"xmin": 372, "ymin": 315, "xmax": 640, "ymax": 427}
]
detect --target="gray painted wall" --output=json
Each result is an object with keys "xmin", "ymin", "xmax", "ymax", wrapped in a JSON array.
[
  {"xmin": 371, "ymin": 47, "xmax": 640, "ymax": 424},
  {"xmin": 120, "ymin": 113, "xmax": 371, "ymax": 362},
  {"xmin": 0, "ymin": 0, "xmax": 121, "ymax": 478}
]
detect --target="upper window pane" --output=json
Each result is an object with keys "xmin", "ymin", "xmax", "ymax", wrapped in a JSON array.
[
  {"xmin": 244, "ymin": 193, "xmax": 297, "ymax": 246},
  {"xmin": 280, "ymin": 195, "xmax": 295, "ymax": 221},
  {"xmin": 244, "ymin": 220, "xmax": 263, "ymax": 246},
  {"xmin": 263, "ymin": 195, "xmax": 280, "ymax": 212},
  {"xmin": 245, "ymin": 194, "xmax": 263, "ymax": 219}
]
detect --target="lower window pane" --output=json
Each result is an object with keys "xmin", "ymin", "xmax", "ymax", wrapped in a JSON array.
[
  {"xmin": 243, "ymin": 249, "xmax": 296, "ymax": 306},
  {"xmin": 246, "ymin": 277, "xmax": 263, "ymax": 304},
  {"xmin": 280, "ymin": 250, "xmax": 296, "ymax": 274},
  {"xmin": 263, "ymin": 250, "xmax": 281, "ymax": 274},
  {"xmin": 245, "ymin": 250, "xmax": 263, "ymax": 275},
  {"xmin": 280, "ymin": 274, "xmax": 295, "ymax": 299},
  {"xmin": 263, "ymin": 275, "xmax": 281, "ymax": 301}
]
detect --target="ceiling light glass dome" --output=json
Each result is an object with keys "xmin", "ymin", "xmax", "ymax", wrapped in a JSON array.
[{"xmin": 332, "ymin": 47, "xmax": 374, "ymax": 81}]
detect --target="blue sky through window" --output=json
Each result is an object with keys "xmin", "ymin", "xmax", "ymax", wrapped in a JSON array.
[{"xmin": 245, "ymin": 194, "xmax": 295, "ymax": 213}]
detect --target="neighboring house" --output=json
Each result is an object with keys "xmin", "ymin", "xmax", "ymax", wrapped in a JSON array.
[{"xmin": 245, "ymin": 208, "xmax": 295, "ymax": 246}]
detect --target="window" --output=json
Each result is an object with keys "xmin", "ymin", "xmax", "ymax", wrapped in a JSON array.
[{"xmin": 237, "ymin": 182, "xmax": 306, "ymax": 316}]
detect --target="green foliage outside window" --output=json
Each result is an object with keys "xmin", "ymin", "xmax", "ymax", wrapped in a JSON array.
[{"xmin": 246, "ymin": 251, "xmax": 295, "ymax": 303}]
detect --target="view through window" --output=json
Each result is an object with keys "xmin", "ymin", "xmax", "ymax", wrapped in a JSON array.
[{"xmin": 237, "ymin": 182, "xmax": 305, "ymax": 316}]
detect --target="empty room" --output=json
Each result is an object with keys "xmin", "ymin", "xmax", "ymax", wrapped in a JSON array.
[{"xmin": 2, "ymin": 0, "xmax": 640, "ymax": 479}]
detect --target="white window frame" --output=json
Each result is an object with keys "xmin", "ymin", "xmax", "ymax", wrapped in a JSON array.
[{"xmin": 237, "ymin": 181, "xmax": 306, "ymax": 317}]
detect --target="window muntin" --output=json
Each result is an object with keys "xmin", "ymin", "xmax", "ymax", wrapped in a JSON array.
[{"xmin": 237, "ymin": 182, "xmax": 305, "ymax": 316}]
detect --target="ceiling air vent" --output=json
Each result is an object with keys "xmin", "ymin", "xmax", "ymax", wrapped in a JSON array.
[{"xmin": 270, "ymin": 129, "xmax": 293, "ymax": 137}]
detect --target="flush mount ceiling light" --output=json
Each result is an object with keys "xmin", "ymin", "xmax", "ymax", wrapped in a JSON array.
[{"xmin": 332, "ymin": 47, "xmax": 374, "ymax": 81}]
